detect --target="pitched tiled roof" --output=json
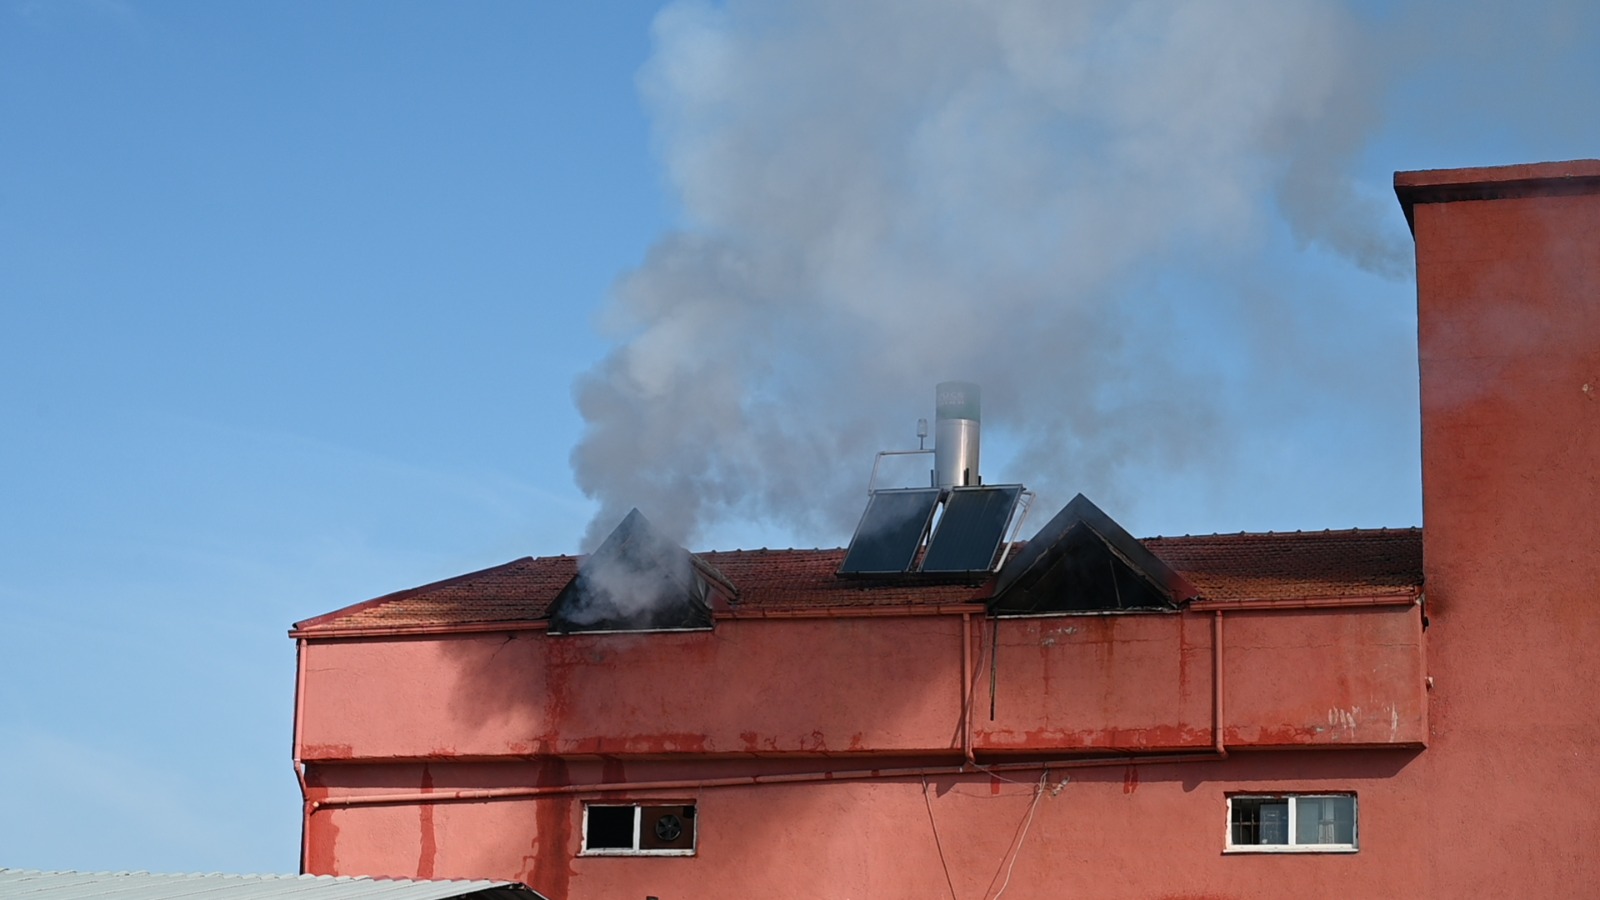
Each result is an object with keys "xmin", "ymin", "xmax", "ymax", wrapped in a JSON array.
[
  {"xmin": 292, "ymin": 528, "xmax": 1422, "ymax": 636},
  {"xmin": 1142, "ymin": 528, "xmax": 1423, "ymax": 601},
  {"xmin": 292, "ymin": 556, "xmax": 581, "ymax": 634}
]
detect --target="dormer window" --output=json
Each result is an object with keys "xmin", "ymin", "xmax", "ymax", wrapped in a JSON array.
[
  {"xmin": 547, "ymin": 509, "xmax": 735, "ymax": 635},
  {"xmin": 989, "ymin": 494, "xmax": 1198, "ymax": 615}
]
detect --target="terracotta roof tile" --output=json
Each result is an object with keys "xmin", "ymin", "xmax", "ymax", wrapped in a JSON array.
[
  {"xmin": 291, "ymin": 556, "xmax": 580, "ymax": 633},
  {"xmin": 1142, "ymin": 528, "xmax": 1422, "ymax": 601},
  {"xmin": 291, "ymin": 527, "xmax": 1422, "ymax": 635}
]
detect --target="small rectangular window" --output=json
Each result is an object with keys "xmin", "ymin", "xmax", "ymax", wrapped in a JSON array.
[
  {"xmin": 581, "ymin": 803, "xmax": 696, "ymax": 856},
  {"xmin": 1227, "ymin": 794, "xmax": 1356, "ymax": 853}
]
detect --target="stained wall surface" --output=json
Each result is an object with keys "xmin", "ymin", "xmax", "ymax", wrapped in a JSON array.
[
  {"xmin": 298, "ymin": 609, "xmax": 1425, "ymax": 763},
  {"xmin": 305, "ymin": 752, "xmax": 1427, "ymax": 900},
  {"xmin": 297, "ymin": 604, "xmax": 1425, "ymax": 898},
  {"xmin": 1405, "ymin": 161, "xmax": 1600, "ymax": 896}
]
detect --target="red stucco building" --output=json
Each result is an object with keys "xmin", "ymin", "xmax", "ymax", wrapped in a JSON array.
[{"xmin": 290, "ymin": 160, "xmax": 1600, "ymax": 898}]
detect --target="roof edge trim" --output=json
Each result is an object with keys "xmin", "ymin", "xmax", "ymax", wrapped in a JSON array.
[
  {"xmin": 1189, "ymin": 591, "xmax": 1421, "ymax": 611},
  {"xmin": 295, "ymin": 602, "xmax": 996, "ymax": 638},
  {"xmin": 1394, "ymin": 158, "xmax": 1600, "ymax": 231}
]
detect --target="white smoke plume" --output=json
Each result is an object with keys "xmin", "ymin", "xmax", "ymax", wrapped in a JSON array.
[{"xmin": 570, "ymin": 0, "xmax": 1417, "ymax": 549}]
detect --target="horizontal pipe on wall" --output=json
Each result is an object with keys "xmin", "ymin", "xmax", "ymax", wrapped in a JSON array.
[{"xmin": 307, "ymin": 750, "xmax": 1232, "ymax": 814}]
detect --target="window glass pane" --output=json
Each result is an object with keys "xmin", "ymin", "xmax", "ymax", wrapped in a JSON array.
[
  {"xmin": 1231, "ymin": 798, "xmax": 1289, "ymax": 845},
  {"xmin": 1296, "ymin": 797, "xmax": 1326, "ymax": 844},
  {"xmin": 586, "ymin": 805, "xmax": 636, "ymax": 850},
  {"xmin": 1296, "ymin": 796, "xmax": 1355, "ymax": 845},
  {"xmin": 1259, "ymin": 801, "xmax": 1289, "ymax": 844},
  {"xmin": 1229, "ymin": 798, "xmax": 1254, "ymax": 845},
  {"xmin": 639, "ymin": 805, "xmax": 696, "ymax": 851}
]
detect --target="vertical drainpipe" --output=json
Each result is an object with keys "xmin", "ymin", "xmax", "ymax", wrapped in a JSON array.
[
  {"xmin": 961, "ymin": 613, "xmax": 975, "ymax": 766},
  {"xmin": 293, "ymin": 637, "xmax": 311, "ymax": 873},
  {"xmin": 1212, "ymin": 611, "xmax": 1228, "ymax": 759}
]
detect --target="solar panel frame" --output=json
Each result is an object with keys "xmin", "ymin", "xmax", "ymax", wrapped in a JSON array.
[
  {"xmin": 921, "ymin": 485, "xmax": 1024, "ymax": 574},
  {"xmin": 838, "ymin": 487, "xmax": 943, "ymax": 575}
]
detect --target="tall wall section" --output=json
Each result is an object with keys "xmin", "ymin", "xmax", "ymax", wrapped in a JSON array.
[
  {"xmin": 296, "ymin": 605, "xmax": 1426, "ymax": 898},
  {"xmin": 1401, "ymin": 160, "xmax": 1600, "ymax": 895}
]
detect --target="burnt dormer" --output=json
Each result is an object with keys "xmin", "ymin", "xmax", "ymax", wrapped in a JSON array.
[
  {"xmin": 548, "ymin": 509, "xmax": 734, "ymax": 634},
  {"xmin": 989, "ymin": 494, "xmax": 1198, "ymax": 614}
]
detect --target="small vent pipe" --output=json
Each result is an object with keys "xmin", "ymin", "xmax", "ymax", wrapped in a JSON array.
[{"xmin": 934, "ymin": 381, "xmax": 981, "ymax": 488}]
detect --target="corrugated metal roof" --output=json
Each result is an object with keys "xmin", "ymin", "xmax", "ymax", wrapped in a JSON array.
[{"xmin": 0, "ymin": 869, "xmax": 545, "ymax": 900}]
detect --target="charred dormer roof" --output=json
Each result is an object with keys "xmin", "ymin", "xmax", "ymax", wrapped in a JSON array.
[
  {"xmin": 547, "ymin": 508, "xmax": 730, "ymax": 634},
  {"xmin": 990, "ymin": 494, "xmax": 1199, "ymax": 615},
  {"xmin": 291, "ymin": 526, "xmax": 1421, "ymax": 637}
]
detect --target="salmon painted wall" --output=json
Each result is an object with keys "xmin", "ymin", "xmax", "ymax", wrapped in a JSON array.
[
  {"xmin": 1407, "ymin": 161, "xmax": 1600, "ymax": 896},
  {"xmin": 298, "ymin": 608, "xmax": 1424, "ymax": 763},
  {"xmin": 301, "ymin": 752, "xmax": 1428, "ymax": 899},
  {"xmin": 297, "ymin": 604, "xmax": 1424, "ymax": 897},
  {"xmin": 980, "ymin": 608, "xmax": 1426, "ymax": 752},
  {"xmin": 299, "ymin": 616, "xmax": 970, "ymax": 760}
]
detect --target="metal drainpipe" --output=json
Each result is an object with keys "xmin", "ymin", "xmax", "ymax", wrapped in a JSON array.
[
  {"xmin": 961, "ymin": 613, "xmax": 975, "ymax": 767},
  {"xmin": 1212, "ymin": 610, "xmax": 1228, "ymax": 759},
  {"xmin": 293, "ymin": 638, "xmax": 312, "ymax": 873},
  {"xmin": 308, "ymin": 751, "xmax": 1236, "ymax": 813}
]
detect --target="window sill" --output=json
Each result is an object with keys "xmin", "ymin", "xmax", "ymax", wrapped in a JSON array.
[
  {"xmin": 1224, "ymin": 845, "xmax": 1358, "ymax": 854},
  {"xmin": 579, "ymin": 849, "xmax": 696, "ymax": 858}
]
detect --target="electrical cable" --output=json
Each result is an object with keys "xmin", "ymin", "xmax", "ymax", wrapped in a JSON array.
[
  {"xmin": 989, "ymin": 616, "xmax": 999, "ymax": 719},
  {"xmin": 922, "ymin": 774, "xmax": 960, "ymax": 900},
  {"xmin": 984, "ymin": 771, "xmax": 1047, "ymax": 900}
]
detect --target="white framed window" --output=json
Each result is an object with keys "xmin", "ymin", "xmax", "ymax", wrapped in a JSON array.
[
  {"xmin": 581, "ymin": 803, "xmax": 697, "ymax": 856},
  {"xmin": 1226, "ymin": 794, "xmax": 1357, "ymax": 853}
]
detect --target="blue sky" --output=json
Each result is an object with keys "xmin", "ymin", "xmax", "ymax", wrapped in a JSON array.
[{"xmin": 3, "ymin": 0, "xmax": 1598, "ymax": 876}]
